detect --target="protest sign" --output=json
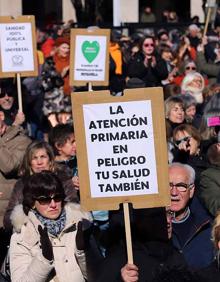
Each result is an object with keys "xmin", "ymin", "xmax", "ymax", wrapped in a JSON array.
[
  {"xmin": 0, "ymin": 16, "xmax": 37, "ymax": 78},
  {"xmin": 71, "ymin": 87, "xmax": 170, "ymax": 211},
  {"xmin": 203, "ymin": 0, "xmax": 217, "ymax": 36},
  {"xmin": 70, "ymin": 28, "xmax": 110, "ymax": 87}
]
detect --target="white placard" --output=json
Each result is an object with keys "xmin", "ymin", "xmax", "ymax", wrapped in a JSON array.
[
  {"xmin": 0, "ymin": 22, "xmax": 34, "ymax": 72},
  {"xmin": 74, "ymin": 35, "xmax": 107, "ymax": 81},
  {"xmin": 83, "ymin": 100, "xmax": 159, "ymax": 198}
]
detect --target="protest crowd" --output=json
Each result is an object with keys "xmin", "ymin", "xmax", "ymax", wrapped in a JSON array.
[{"xmin": 2, "ymin": 3, "xmax": 220, "ymax": 282}]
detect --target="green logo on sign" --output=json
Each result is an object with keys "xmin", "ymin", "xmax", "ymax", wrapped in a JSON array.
[{"xmin": 82, "ymin": 41, "xmax": 100, "ymax": 63}]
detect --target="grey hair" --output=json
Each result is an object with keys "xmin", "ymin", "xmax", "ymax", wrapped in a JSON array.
[
  {"xmin": 181, "ymin": 93, "xmax": 197, "ymax": 109},
  {"xmin": 169, "ymin": 162, "xmax": 195, "ymax": 184}
]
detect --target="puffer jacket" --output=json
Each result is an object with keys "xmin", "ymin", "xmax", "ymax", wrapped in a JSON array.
[
  {"xmin": 0, "ymin": 126, "xmax": 31, "ymax": 227},
  {"xmin": 9, "ymin": 203, "xmax": 92, "ymax": 282},
  {"xmin": 3, "ymin": 163, "xmax": 79, "ymax": 231}
]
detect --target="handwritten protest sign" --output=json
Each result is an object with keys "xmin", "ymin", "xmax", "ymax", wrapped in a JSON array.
[
  {"xmin": 0, "ymin": 16, "xmax": 37, "ymax": 77},
  {"xmin": 70, "ymin": 28, "xmax": 110, "ymax": 86},
  {"xmin": 71, "ymin": 88, "xmax": 170, "ymax": 211},
  {"xmin": 84, "ymin": 100, "xmax": 158, "ymax": 197}
]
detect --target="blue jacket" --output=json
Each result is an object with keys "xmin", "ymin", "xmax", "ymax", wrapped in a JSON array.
[{"xmin": 172, "ymin": 196, "xmax": 214, "ymax": 269}]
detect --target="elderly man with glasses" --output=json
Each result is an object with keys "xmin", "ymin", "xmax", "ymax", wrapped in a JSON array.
[{"xmin": 169, "ymin": 162, "xmax": 214, "ymax": 270}]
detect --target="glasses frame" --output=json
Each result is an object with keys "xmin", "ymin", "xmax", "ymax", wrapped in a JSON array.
[
  {"xmin": 143, "ymin": 43, "xmax": 154, "ymax": 48},
  {"xmin": 185, "ymin": 66, "xmax": 196, "ymax": 71},
  {"xmin": 169, "ymin": 182, "xmax": 194, "ymax": 192},
  {"xmin": 174, "ymin": 135, "xmax": 191, "ymax": 146},
  {"xmin": 0, "ymin": 92, "xmax": 14, "ymax": 99}
]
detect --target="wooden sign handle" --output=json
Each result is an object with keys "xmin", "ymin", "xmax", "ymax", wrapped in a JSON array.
[
  {"xmin": 88, "ymin": 82, "xmax": 93, "ymax": 91},
  {"xmin": 203, "ymin": 7, "xmax": 212, "ymax": 38},
  {"xmin": 123, "ymin": 203, "xmax": 133, "ymax": 264},
  {"xmin": 16, "ymin": 73, "xmax": 23, "ymax": 112}
]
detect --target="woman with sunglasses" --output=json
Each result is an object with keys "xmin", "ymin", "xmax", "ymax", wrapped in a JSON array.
[
  {"xmin": 172, "ymin": 123, "xmax": 208, "ymax": 191},
  {"xmin": 172, "ymin": 60, "xmax": 197, "ymax": 86},
  {"xmin": 127, "ymin": 35, "xmax": 168, "ymax": 87},
  {"xmin": 172, "ymin": 60, "xmax": 209, "ymax": 88},
  {"xmin": 9, "ymin": 171, "xmax": 93, "ymax": 282},
  {"xmin": 3, "ymin": 140, "xmax": 78, "ymax": 231},
  {"xmin": 0, "ymin": 79, "xmax": 19, "ymax": 127}
]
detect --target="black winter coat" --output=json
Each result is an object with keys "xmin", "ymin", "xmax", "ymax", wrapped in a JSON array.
[
  {"xmin": 127, "ymin": 52, "xmax": 168, "ymax": 87},
  {"xmin": 97, "ymin": 241, "xmax": 186, "ymax": 282}
]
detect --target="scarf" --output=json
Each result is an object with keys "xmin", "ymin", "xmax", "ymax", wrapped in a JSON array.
[
  {"xmin": 33, "ymin": 208, "xmax": 66, "ymax": 237},
  {"xmin": 53, "ymin": 53, "xmax": 70, "ymax": 95}
]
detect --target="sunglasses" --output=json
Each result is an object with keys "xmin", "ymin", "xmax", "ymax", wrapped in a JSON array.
[
  {"xmin": 35, "ymin": 194, "xmax": 64, "ymax": 205},
  {"xmin": 175, "ymin": 136, "xmax": 191, "ymax": 146},
  {"xmin": 144, "ymin": 43, "xmax": 154, "ymax": 47},
  {"xmin": 0, "ymin": 92, "xmax": 13, "ymax": 99},
  {"xmin": 185, "ymin": 66, "xmax": 196, "ymax": 70}
]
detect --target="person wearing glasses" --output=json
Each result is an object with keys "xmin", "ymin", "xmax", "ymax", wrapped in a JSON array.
[
  {"xmin": 181, "ymin": 71, "xmax": 206, "ymax": 105},
  {"xmin": 172, "ymin": 60, "xmax": 197, "ymax": 86},
  {"xmin": 172, "ymin": 60, "xmax": 209, "ymax": 90},
  {"xmin": 3, "ymin": 140, "xmax": 79, "ymax": 231},
  {"xmin": 169, "ymin": 162, "xmax": 214, "ymax": 269},
  {"xmin": 99, "ymin": 207, "xmax": 187, "ymax": 282},
  {"xmin": 9, "ymin": 171, "xmax": 94, "ymax": 282},
  {"xmin": 172, "ymin": 124, "xmax": 208, "ymax": 190},
  {"xmin": 127, "ymin": 35, "xmax": 168, "ymax": 87}
]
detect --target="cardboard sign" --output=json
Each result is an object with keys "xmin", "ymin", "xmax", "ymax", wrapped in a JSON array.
[
  {"xmin": 70, "ymin": 28, "xmax": 110, "ymax": 86},
  {"xmin": 0, "ymin": 16, "xmax": 38, "ymax": 77},
  {"xmin": 71, "ymin": 87, "xmax": 170, "ymax": 211}
]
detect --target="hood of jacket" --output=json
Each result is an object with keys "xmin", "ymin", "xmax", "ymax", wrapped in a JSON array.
[{"xmin": 10, "ymin": 202, "xmax": 92, "ymax": 233}]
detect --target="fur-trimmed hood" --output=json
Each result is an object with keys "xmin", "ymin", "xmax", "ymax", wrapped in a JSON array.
[{"xmin": 10, "ymin": 202, "xmax": 92, "ymax": 233}]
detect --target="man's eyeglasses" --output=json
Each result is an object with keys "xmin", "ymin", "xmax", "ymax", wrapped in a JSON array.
[
  {"xmin": 174, "ymin": 136, "xmax": 191, "ymax": 146},
  {"xmin": 169, "ymin": 182, "xmax": 194, "ymax": 192},
  {"xmin": 185, "ymin": 66, "xmax": 196, "ymax": 71},
  {"xmin": 35, "ymin": 194, "xmax": 64, "ymax": 205},
  {"xmin": 143, "ymin": 43, "xmax": 154, "ymax": 47}
]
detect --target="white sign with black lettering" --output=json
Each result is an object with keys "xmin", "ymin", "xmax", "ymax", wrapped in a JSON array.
[
  {"xmin": 83, "ymin": 100, "xmax": 158, "ymax": 198},
  {"xmin": 0, "ymin": 22, "xmax": 34, "ymax": 72},
  {"xmin": 74, "ymin": 35, "xmax": 107, "ymax": 81}
]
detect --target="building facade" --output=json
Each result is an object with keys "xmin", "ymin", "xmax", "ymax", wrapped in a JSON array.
[{"xmin": 0, "ymin": 0, "xmax": 211, "ymax": 26}]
